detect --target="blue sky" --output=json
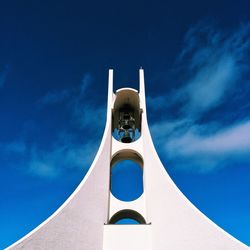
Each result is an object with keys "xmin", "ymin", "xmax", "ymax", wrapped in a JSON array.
[{"xmin": 0, "ymin": 0, "xmax": 250, "ymax": 248}]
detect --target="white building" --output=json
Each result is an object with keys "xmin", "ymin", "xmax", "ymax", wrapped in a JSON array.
[{"xmin": 6, "ymin": 69, "xmax": 249, "ymax": 250}]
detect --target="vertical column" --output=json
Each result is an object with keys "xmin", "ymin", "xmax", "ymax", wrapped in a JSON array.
[{"xmin": 103, "ymin": 70, "xmax": 152, "ymax": 250}]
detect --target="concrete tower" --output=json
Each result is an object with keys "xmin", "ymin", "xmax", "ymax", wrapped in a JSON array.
[{"xmin": 7, "ymin": 69, "xmax": 248, "ymax": 250}]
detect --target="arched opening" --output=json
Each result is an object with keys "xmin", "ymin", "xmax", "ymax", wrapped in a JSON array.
[
  {"xmin": 112, "ymin": 88, "xmax": 142, "ymax": 143},
  {"xmin": 111, "ymin": 150, "xmax": 143, "ymax": 167},
  {"xmin": 109, "ymin": 209, "xmax": 146, "ymax": 224},
  {"xmin": 111, "ymin": 151, "xmax": 143, "ymax": 202}
]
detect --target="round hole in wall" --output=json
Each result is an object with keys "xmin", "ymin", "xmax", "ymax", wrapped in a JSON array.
[{"xmin": 111, "ymin": 151, "xmax": 143, "ymax": 202}]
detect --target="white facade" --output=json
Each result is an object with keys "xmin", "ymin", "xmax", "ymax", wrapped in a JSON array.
[{"xmin": 6, "ymin": 69, "xmax": 249, "ymax": 250}]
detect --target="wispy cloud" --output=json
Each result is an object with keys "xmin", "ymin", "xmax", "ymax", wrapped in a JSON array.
[
  {"xmin": 5, "ymin": 22, "xmax": 250, "ymax": 177},
  {"xmin": 149, "ymin": 22, "xmax": 250, "ymax": 117},
  {"xmin": 80, "ymin": 73, "xmax": 93, "ymax": 95},
  {"xmin": 0, "ymin": 141, "xmax": 26, "ymax": 154},
  {"xmin": 25, "ymin": 73, "xmax": 104, "ymax": 178},
  {"xmin": 151, "ymin": 117, "xmax": 250, "ymax": 173},
  {"xmin": 182, "ymin": 55, "xmax": 236, "ymax": 116},
  {"xmin": 39, "ymin": 89, "xmax": 72, "ymax": 105},
  {"xmin": 149, "ymin": 21, "xmax": 250, "ymax": 173},
  {"xmin": 38, "ymin": 73, "xmax": 93, "ymax": 106},
  {"xmin": 70, "ymin": 101, "xmax": 105, "ymax": 130},
  {"xmin": 28, "ymin": 134, "xmax": 98, "ymax": 178},
  {"xmin": 0, "ymin": 72, "xmax": 104, "ymax": 178},
  {"xmin": 178, "ymin": 22, "xmax": 249, "ymax": 117}
]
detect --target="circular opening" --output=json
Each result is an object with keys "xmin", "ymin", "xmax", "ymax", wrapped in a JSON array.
[
  {"xmin": 109, "ymin": 209, "xmax": 146, "ymax": 224},
  {"xmin": 111, "ymin": 157, "xmax": 143, "ymax": 201}
]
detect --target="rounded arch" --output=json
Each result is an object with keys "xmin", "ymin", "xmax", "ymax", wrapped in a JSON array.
[
  {"xmin": 111, "ymin": 149, "xmax": 143, "ymax": 168},
  {"xmin": 112, "ymin": 88, "xmax": 142, "ymax": 143},
  {"xmin": 109, "ymin": 209, "xmax": 146, "ymax": 224}
]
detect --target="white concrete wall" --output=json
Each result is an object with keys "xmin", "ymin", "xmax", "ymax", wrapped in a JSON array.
[
  {"xmin": 103, "ymin": 225, "xmax": 152, "ymax": 250},
  {"xmin": 139, "ymin": 69, "xmax": 249, "ymax": 250},
  {"xmin": 6, "ymin": 123, "xmax": 111, "ymax": 250},
  {"xmin": 6, "ymin": 69, "xmax": 249, "ymax": 250},
  {"xmin": 6, "ymin": 70, "xmax": 115, "ymax": 250},
  {"xmin": 142, "ymin": 119, "xmax": 249, "ymax": 249}
]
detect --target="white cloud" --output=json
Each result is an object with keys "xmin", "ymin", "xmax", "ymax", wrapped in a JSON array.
[
  {"xmin": 164, "ymin": 120, "xmax": 250, "ymax": 156},
  {"xmin": 80, "ymin": 73, "xmax": 93, "ymax": 95},
  {"xmin": 39, "ymin": 89, "xmax": 71, "ymax": 105},
  {"xmin": 27, "ymin": 72, "xmax": 105, "ymax": 178},
  {"xmin": 71, "ymin": 101, "xmax": 106, "ymax": 129},
  {"xmin": 0, "ymin": 141, "xmax": 26, "ymax": 154},
  {"xmin": 183, "ymin": 55, "xmax": 236, "ymax": 115},
  {"xmin": 38, "ymin": 73, "xmax": 93, "ymax": 106},
  {"xmin": 147, "ymin": 96, "xmax": 168, "ymax": 112},
  {"xmin": 28, "ymin": 135, "xmax": 98, "ymax": 178},
  {"xmin": 151, "ymin": 119, "xmax": 250, "ymax": 173},
  {"xmin": 179, "ymin": 23, "xmax": 250, "ymax": 117},
  {"xmin": 149, "ymin": 22, "xmax": 250, "ymax": 118},
  {"xmin": 149, "ymin": 22, "xmax": 250, "ymax": 173},
  {"xmin": 7, "ymin": 72, "xmax": 105, "ymax": 179}
]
